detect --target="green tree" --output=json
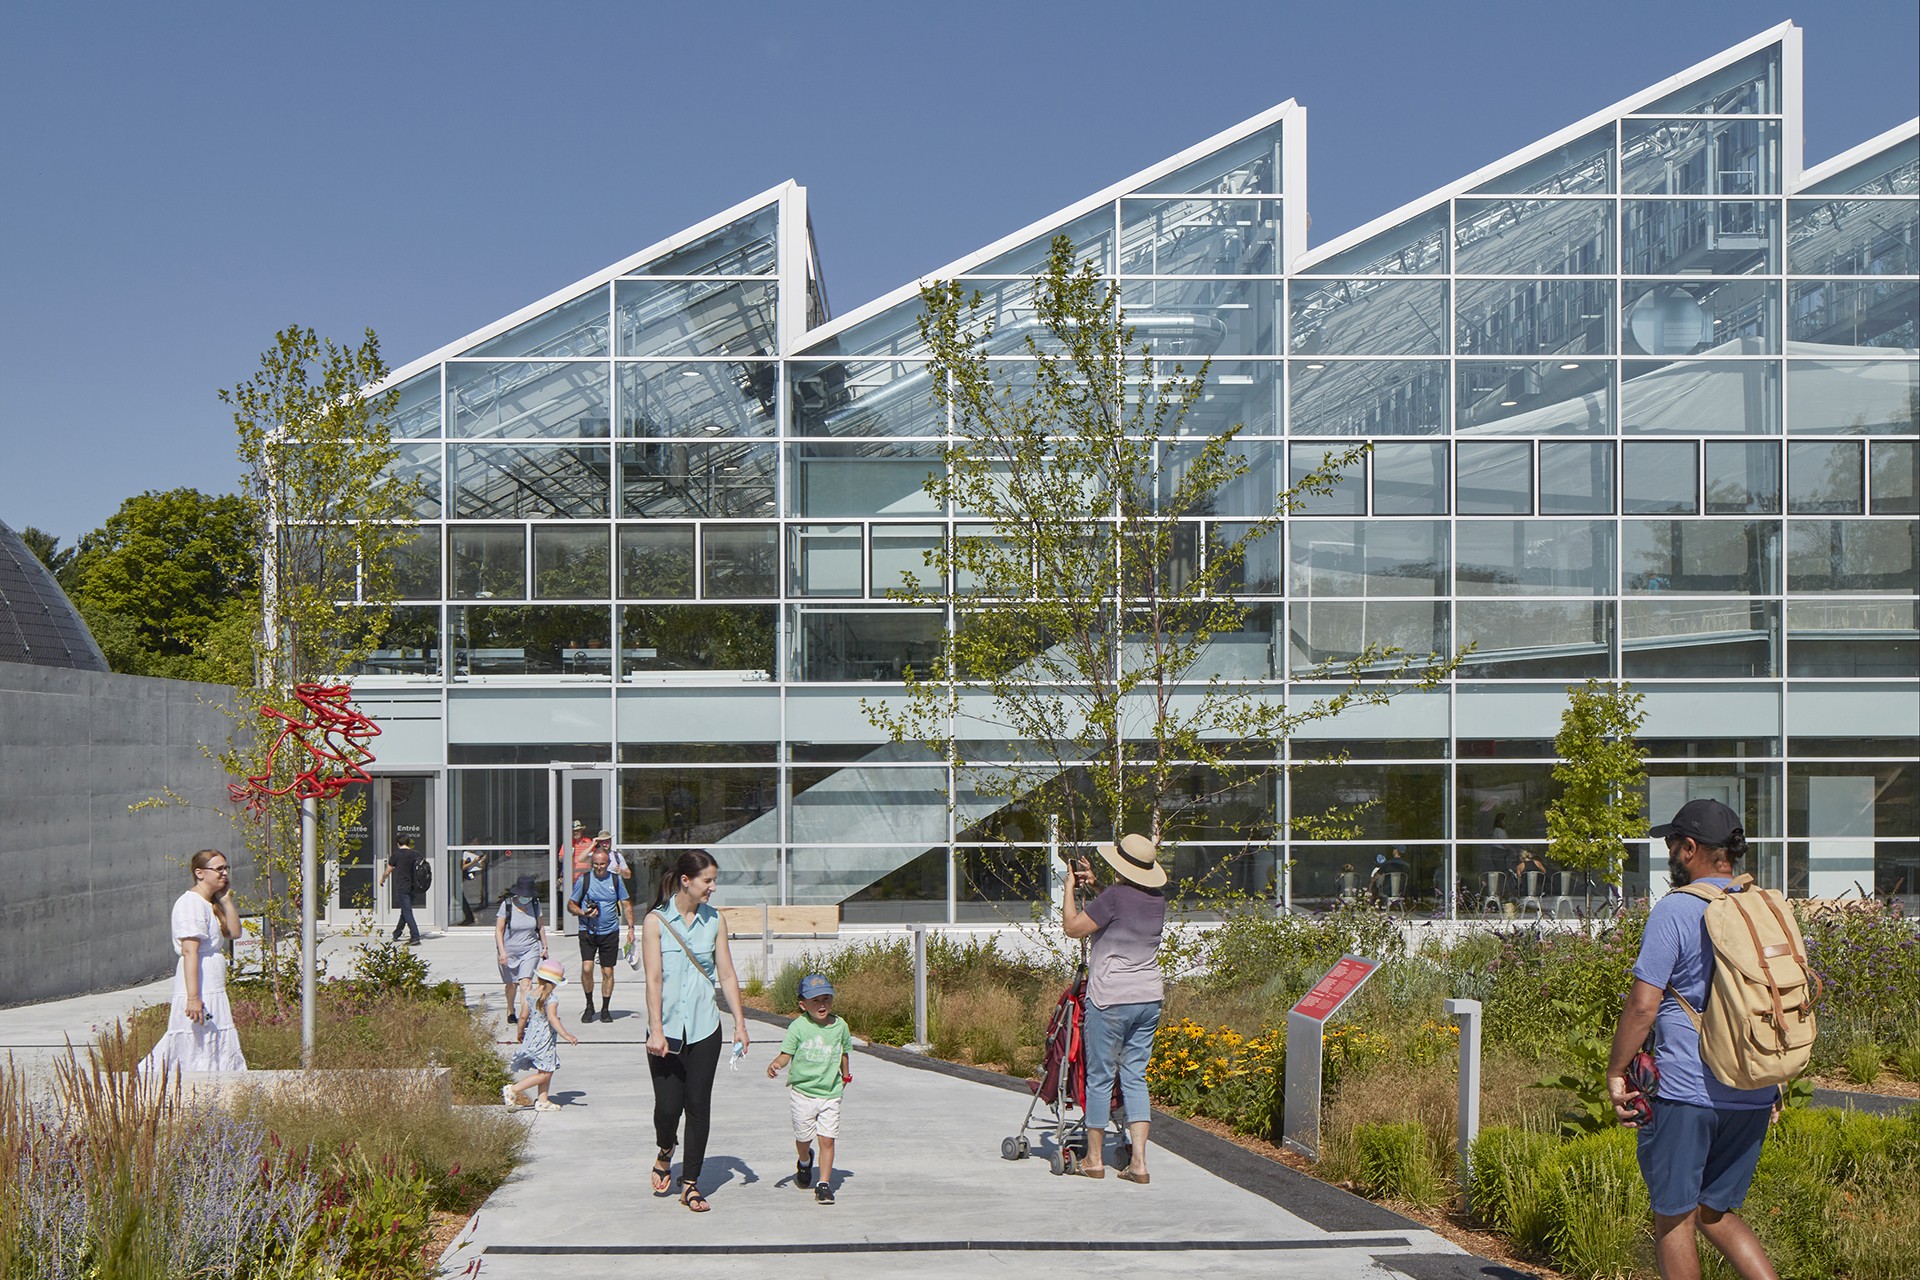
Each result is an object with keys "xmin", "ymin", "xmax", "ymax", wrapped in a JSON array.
[
  {"xmin": 865, "ymin": 237, "xmax": 1457, "ymax": 874},
  {"xmin": 1546, "ymin": 678, "xmax": 1648, "ymax": 903},
  {"xmin": 63, "ymin": 488, "xmax": 258, "ymax": 681},
  {"xmin": 18, "ymin": 525, "xmax": 77, "ymax": 584}
]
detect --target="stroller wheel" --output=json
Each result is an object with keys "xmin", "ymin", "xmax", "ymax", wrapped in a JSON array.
[
  {"xmin": 1015, "ymin": 1136, "xmax": 1030, "ymax": 1159},
  {"xmin": 1068, "ymin": 1134, "xmax": 1089, "ymax": 1159},
  {"xmin": 1048, "ymin": 1148, "xmax": 1065, "ymax": 1176},
  {"xmin": 1001, "ymin": 1137, "xmax": 1020, "ymax": 1161}
]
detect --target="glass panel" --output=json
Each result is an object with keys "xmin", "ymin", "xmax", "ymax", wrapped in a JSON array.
[
  {"xmin": 628, "ymin": 203, "xmax": 778, "ymax": 276},
  {"xmin": 791, "ymin": 523, "xmax": 861, "ymax": 597},
  {"xmin": 1540, "ymin": 441, "xmax": 1615, "ymax": 514},
  {"xmin": 1786, "ymin": 359, "xmax": 1918, "ymax": 435},
  {"xmin": 1621, "ymin": 360, "xmax": 1780, "ymax": 434},
  {"xmin": 620, "ymin": 767, "xmax": 778, "ymax": 845},
  {"xmin": 1623, "ymin": 199, "xmax": 1778, "ymax": 274},
  {"xmin": 350, "ymin": 606, "xmax": 440, "ymax": 677},
  {"xmin": 1622, "ymin": 598, "xmax": 1778, "ymax": 677},
  {"xmin": 619, "ymin": 361, "xmax": 777, "ymax": 438},
  {"xmin": 1209, "ymin": 522, "xmax": 1282, "ymax": 594},
  {"xmin": 385, "ymin": 443, "xmax": 442, "ymax": 518},
  {"xmin": 1457, "ymin": 360, "xmax": 1612, "ymax": 435},
  {"xmin": 388, "ymin": 529, "xmax": 440, "ymax": 600},
  {"xmin": 1119, "ymin": 196, "xmax": 1281, "ymax": 275},
  {"xmin": 968, "ymin": 206, "xmax": 1116, "ymax": 276},
  {"xmin": 1622, "ymin": 442, "xmax": 1698, "ymax": 514},
  {"xmin": 616, "ymin": 279, "xmax": 777, "ymax": 358},
  {"xmin": 871, "ymin": 524, "xmax": 942, "ymax": 596},
  {"xmin": 1289, "ymin": 520, "xmax": 1448, "ymax": 597},
  {"xmin": 790, "ymin": 767, "xmax": 949, "ymax": 846},
  {"xmin": 1287, "ymin": 600, "xmax": 1449, "ymax": 673},
  {"xmin": 1291, "ymin": 764, "xmax": 1447, "ymax": 841},
  {"xmin": 449, "ymin": 768, "xmax": 548, "ymax": 847},
  {"xmin": 1799, "ymin": 135, "xmax": 1918, "ymax": 197},
  {"xmin": 1622, "ymin": 280, "xmax": 1779, "ymax": 356},
  {"xmin": 1119, "ymin": 278, "xmax": 1278, "ymax": 357},
  {"xmin": 793, "ymin": 609, "xmax": 944, "ymax": 682},
  {"xmin": 792, "ymin": 359, "xmax": 944, "ymax": 437},
  {"xmin": 702, "ymin": 524, "xmax": 777, "ymax": 598},
  {"xmin": 957, "ymin": 848, "xmax": 1050, "ymax": 923},
  {"xmin": 1289, "ymin": 279, "xmax": 1446, "ymax": 355},
  {"xmin": 617, "ymin": 441, "xmax": 775, "ymax": 518},
  {"xmin": 619, "ymin": 604, "xmax": 776, "ymax": 674},
  {"xmin": 466, "ymin": 288, "xmax": 610, "ymax": 358},
  {"xmin": 1787, "ymin": 441, "xmax": 1864, "ymax": 513},
  {"xmin": 451, "ymin": 604, "xmax": 611, "ymax": 676},
  {"xmin": 1786, "ymin": 599, "xmax": 1919, "ymax": 676},
  {"xmin": 451, "ymin": 444, "xmax": 610, "ymax": 518},
  {"xmin": 1155, "ymin": 361, "xmax": 1280, "ymax": 437},
  {"xmin": 1469, "ymin": 126, "xmax": 1613, "ymax": 196},
  {"xmin": 1456, "ymin": 761, "xmax": 1561, "ymax": 846},
  {"xmin": 1787, "ymin": 196, "xmax": 1920, "ymax": 276},
  {"xmin": 532, "ymin": 526, "xmax": 610, "ymax": 599},
  {"xmin": 1372, "ymin": 442, "xmax": 1447, "ymax": 515},
  {"xmin": 618, "ymin": 524, "xmax": 695, "ymax": 598},
  {"xmin": 1644, "ymin": 45, "xmax": 1781, "ymax": 114},
  {"xmin": 389, "ymin": 370, "xmax": 441, "ymax": 439},
  {"xmin": 793, "ymin": 847, "xmax": 947, "ymax": 924},
  {"xmin": 449, "ymin": 524, "xmax": 525, "ymax": 600},
  {"xmin": 790, "ymin": 438, "xmax": 942, "ymax": 517},
  {"xmin": 1149, "ymin": 122, "xmax": 1283, "ymax": 196},
  {"xmin": 1304, "ymin": 206, "xmax": 1447, "ymax": 275},
  {"xmin": 448, "ymin": 362, "xmax": 611, "ymax": 439},
  {"xmin": 1455, "ymin": 519, "xmax": 1613, "ymax": 595},
  {"xmin": 1624, "ymin": 520, "xmax": 1779, "ymax": 593},
  {"xmin": 1454, "ymin": 198, "xmax": 1611, "ymax": 275},
  {"xmin": 1871, "ymin": 442, "xmax": 1920, "ymax": 515},
  {"xmin": 1456, "ymin": 278, "xmax": 1613, "ymax": 356},
  {"xmin": 1786, "ymin": 520, "xmax": 1919, "ymax": 593},
  {"xmin": 1786, "ymin": 278, "xmax": 1918, "ymax": 351},
  {"xmin": 1456, "ymin": 442, "xmax": 1532, "ymax": 514},
  {"xmin": 796, "ymin": 297, "xmax": 929, "ymax": 362},
  {"xmin": 1620, "ymin": 118, "xmax": 1780, "ymax": 196},
  {"xmin": 1704, "ymin": 441, "xmax": 1781, "ymax": 514},
  {"xmin": 1289, "ymin": 360, "xmax": 1447, "ymax": 436},
  {"xmin": 1456, "ymin": 600, "xmax": 1609, "ymax": 679},
  {"xmin": 1158, "ymin": 439, "xmax": 1281, "ymax": 517}
]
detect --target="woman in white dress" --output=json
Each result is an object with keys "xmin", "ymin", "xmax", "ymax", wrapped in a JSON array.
[{"xmin": 139, "ymin": 849, "xmax": 247, "ymax": 1074}]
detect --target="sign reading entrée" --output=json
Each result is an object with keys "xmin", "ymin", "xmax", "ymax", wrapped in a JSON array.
[
  {"xmin": 1282, "ymin": 953, "xmax": 1384, "ymax": 1159},
  {"xmin": 1289, "ymin": 955, "xmax": 1380, "ymax": 1023}
]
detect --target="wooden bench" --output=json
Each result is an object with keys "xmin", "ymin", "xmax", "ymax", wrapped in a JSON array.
[{"xmin": 720, "ymin": 905, "xmax": 841, "ymax": 938}]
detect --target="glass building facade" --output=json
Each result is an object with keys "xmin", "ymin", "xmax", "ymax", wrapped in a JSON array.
[{"xmin": 338, "ymin": 25, "xmax": 1918, "ymax": 931}]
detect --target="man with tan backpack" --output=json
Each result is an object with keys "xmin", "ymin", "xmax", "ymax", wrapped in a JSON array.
[{"xmin": 1607, "ymin": 798, "xmax": 1817, "ymax": 1280}]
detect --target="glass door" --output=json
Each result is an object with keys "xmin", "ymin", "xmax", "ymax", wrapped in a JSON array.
[
  {"xmin": 555, "ymin": 768, "xmax": 613, "ymax": 935},
  {"xmin": 334, "ymin": 775, "xmax": 438, "ymax": 929}
]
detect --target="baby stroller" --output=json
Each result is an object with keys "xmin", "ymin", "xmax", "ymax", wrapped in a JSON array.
[{"xmin": 999, "ymin": 956, "xmax": 1129, "ymax": 1175}]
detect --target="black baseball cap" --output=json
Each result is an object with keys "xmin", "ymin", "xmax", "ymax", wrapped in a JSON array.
[{"xmin": 1650, "ymin": 798, "xmax": 1742, "ymax": 847}]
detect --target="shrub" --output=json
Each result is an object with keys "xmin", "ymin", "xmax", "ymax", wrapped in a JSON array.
[
  {"xmin": 770, "ymin": 962, "xmax": 802, "ymax": 1012},
  {"xmin": 1188, "ymin": 896, "xmax": 1405, "ymax": 1002},
  {"xmin": 350, "ymin": 939, "xmax": 433, "ymax": 995},
  {"xmin": 1468, "ymin": 1126, "xmax": 1560, "ymax": 1247},
  {"xmin": 1845, "ymin": 1038, "xmax": 1885, "ymax": 1087},
  {"xmin": 1548, "ymin": 1128, "xmax": 1649, "ymax": 1280},
  {"xmin": 1145, "ymin": 1019, "xmax": 1284, "ymax": 1138},
  {"xmin": 306, "ymin": 1152, "xmax": 436, "ymax": 1280},
  {"xmin": 1895, "ymin": 1039, "xmax": 1920, "ymax": 1085},
  {"xmin": 930, "ymin": 985, "xmax": 1036, "ymax": 1073},
  {"xmin": 1353, "ymin": 1121, "xmax": 1444, "ymax": 1208},
  {"xmin": 1801, "ymin": 899, "xmax": 1920, "ymax": 1055},
  {"xmin": 1481, "ymin": 908, "xmax": 1648, "ymax": 1056}
]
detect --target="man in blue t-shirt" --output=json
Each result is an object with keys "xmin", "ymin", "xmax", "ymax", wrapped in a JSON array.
[
  {"xmin": 1607, "ymin": 799, "xmax": 1780, "ymax": 1280},
  {"xmin": 567, "ymin": 848, "xmax": 632, "ymax": 1024}
]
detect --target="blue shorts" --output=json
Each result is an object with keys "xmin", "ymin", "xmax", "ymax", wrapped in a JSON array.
[{"xmin": 1636, "ymin": 1099, "xmax": 1769, "ymax": 1217}]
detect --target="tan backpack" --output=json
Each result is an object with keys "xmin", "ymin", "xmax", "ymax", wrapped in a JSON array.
[{"xmin": 1667, "ymin": 875, "xmax": 1820, "ymax": 1091}]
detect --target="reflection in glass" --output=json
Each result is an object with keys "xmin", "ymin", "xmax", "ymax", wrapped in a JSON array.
[
  {"xmin": 467, "ymin": 288, "xmax": 610, "ymax": 358},
  {"xmin": 452, "ymin": 604, "xmax": 611, "ymax": 676},
  {"xmin": 616, "ymin": 279, "xmax": 777, "ymax": 358},
  {"xmin": 791, "ymin": 524, "xmax": 861, "ymax": 596},
  {"xmin": 620, "ymin": 361, "xmax": 777, "ymax": 438},
  {"xmin": 1623, "ymin": 200, "xmax": 1778, "ymax": 274},
  {"xmin": 1287, "ymin": 442, "xmax": 1363, "ymax": 513},
  {"xmin": 1786, "ymin": 278, "xmax": 1918, "ymax": 350},
  {"xmin": 703, "ymin": 525, "xmax": 777, "ymax": 597},
  {"xmin": 618, "ymin": 441, "xmax": 775, "ymax": 518},
  {"xmin": 1625, "ymin": 520, "xmax": 1779, "ymax": 594},
  {"xmin": 620, "ymin": 768, "xmax": 777, "ymax": 845},
  {"xmin": 1288, "ymin": 600, "xmax": 1449, "ymax": 673},
  {"xmin": 791, "ymin": 360, "xmax": 945, "ymax": 437},
  {"xmin": 1457, "ymin": 361, "xmax": 1611, "ymax": 435},
  {"xmin": 1290, "ymin": 520, "xmax": 1448, "ymax": 597},
  {"xmin": 1785, "ymin": 360, "xmax": 1918, "ymax": 435},
  {"xmin": 1786, "ymin": 520, "xmax": 1919, "ymax": 593},
  {"xmin": 1455, "ymin": 761, "xmax": 1560, "ymax": 844},
  {"xmin": 1456, "ymin": 278, "xmax": 1612, "ymax": 356},
  {"xmin": 1290, "ymin": 361, "xmax": 1447, "ymax": 436},
  {"xmin": 449, "ymin": 525, "xmax": 525, "ymax": 599},
  {"xmin": 390, "ymin": 370, "xmax": 441, "ymax": 439},
  {"xmin": 351, "ymin": 606, "xmax": 440, "ymax": 677},
  {"xmin": 1540, "ymin": 442, "xmax": 1614, "ymax": 514},
  {"xmin": 1305, "ymin": 207, "xmax": 1447, "ymax": 275},
  {"xmin": 1788, "ymin": 442, "xmax": 1864, "ymax": 513},
  {"xmin": 1786, "ymin": 599, "xmax": 1919, "ymax": 676},
  {"xmin": 1871, "ymin": 442, "xmax": 1919, "ymax": 515},
  {"xmin": 1622, "ymin": 280, "xmax": 1779, "ymax": 356},
  {"xmin": 1120, "ymin": 278, "xmax": 1275, "ymax": 357},
  {"xmin": 619, "ymin": 525, "xmax": 695, "ymax": 598},
  {"xmin": 384, "ymin": 444, "xmax": 442, "ymax": 518},
  {"xmin": 1209, "ymin": 523, "xmax": 1281, "ymax": 594},
  {"xmin": 449, "ymin": 362, "xmax": 611, "ymax": 439},
  {"xmin": 1455, "ymin": 520, "xmax": 1612, "ymax": 595},
  {"xmin": 627, "ymin": 202, "xmax": 778, "ymax": 276},
  {"xmin": 1469, "ymin": 127, "xmax": 1612, "ymax": 196},
  {"xmin": 452, "ymin": 444, "xmax": 610, "ymax": 519},
  {"xmin": 1457, "ymin": 442, "xmax": 1532, "ymax": 514},
  {"xmin": 1623, "ymin": 599, "xmax": 1778, "ymax": 678},
  {"xmin": 1620, "ymin": 118, "xmax": 1780, "ymax": 196},
  {"xmin": 793, "ymin": 609, "xmax": 944, "ymax": 681},
  {"xmin": 1621, "ymin": 360, "xmax": 1780, "ymax": 434},
  {"xmin": 1704, "ymin": 441, "xmax": 1780, "ymax": 515},
  {"xmin": 387, "ymin": 528, "xmax": 441, "ymax": 600},
  {"xmin": 871, "ymin": 525, "xmax": 943, "ymax": 596},
  {"xmin": 1373, "ymin": 442, "xmax": 1447, "ymax": 515},
  {"xmin": 1132, "ymin": 361, "xmax": 1279, "ymax": 438},
  {"xmin": 532, "ymin": 526, "xmax": 609, "ymax": 599},
  {"xmin": 1119, "ymin": 197, "xmax": 1281, "ymax": 275},
  {"xmin": 1158, "ymin": 438, "xmax": 1280, "ymax": 517},
  {"xmin": 1290, "ymin": 278, "xmax": 1445, "ymax": 355},
  {"xmin": 449, "ymin": 769, "xmax": 548, "ymax": 847},
  {"xmin": 1291, "ymin": 763, "xmax": 1446, "ymax": 841},
  {"xmin": 794, "ymin": 847, "xmax": 947, "ymax": 923},
  {"xmin": 620, "ymin": 604, "xmax": 776, "ymax": 674},
  {"xmin": 1787, "ymin": 197, "xmax": 1920, "ymax": 275},
  {"xmin": 957, "ymin": 848, "xmax": 1051, "ymax": 922},
  {"xmin": 1454, "ymin": 198, "xmax": 1611, "ymax": 275},
  {"xmin": 1456, "ymin": 601, "xmax": 1608, "ymax": 679},
  {"xmin": 790, "ymin": 438, "xmax": 941, "ymax": 518}
]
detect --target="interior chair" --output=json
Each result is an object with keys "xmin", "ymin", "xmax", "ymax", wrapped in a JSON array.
[{"xmin": 1519, "ymin": 869, "xmax": 1547, "ymax": 918}]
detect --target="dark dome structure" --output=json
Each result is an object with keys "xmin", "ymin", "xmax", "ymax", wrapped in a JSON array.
[{"xmin": 0, "ymin": 518, "xmax": 108, "ymax": 671}]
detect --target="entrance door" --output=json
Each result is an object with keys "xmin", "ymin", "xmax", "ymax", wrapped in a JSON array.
[
  {"xmin": 336, "ymin": 775, "xmax": 438, "ymax": 930},
  {"xmin": 555, "ymin": 768, "xmax": 614, "ymax": 935}
]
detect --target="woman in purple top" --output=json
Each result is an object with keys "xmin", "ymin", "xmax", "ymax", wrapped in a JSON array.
[{"xmin": 1062, "ymin": 832, "xmax": 1167, "ymax": 1184}]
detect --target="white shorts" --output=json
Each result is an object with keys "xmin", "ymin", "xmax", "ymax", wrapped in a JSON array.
[{"xmin": 789, "ymin": 1088, "xmax": 841, "ymax": 1141}]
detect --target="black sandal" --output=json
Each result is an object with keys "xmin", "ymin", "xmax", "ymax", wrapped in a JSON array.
[
  {"xmin": 680, "ymin": 1181, "xmax": 710, "ymax": 1213},
  {"xmin": 650, "ymin": 1148, "xmax": 674, "ymax": 1195}
]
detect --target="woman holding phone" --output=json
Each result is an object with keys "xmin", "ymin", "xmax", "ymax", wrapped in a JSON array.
[
  {"xmin": 140, "ymin": 849, "xmax": 247, "ymax": 1074},
  {"xmin": 643, "ymin": 850, "xmax": 748, "ymax": 1213}
]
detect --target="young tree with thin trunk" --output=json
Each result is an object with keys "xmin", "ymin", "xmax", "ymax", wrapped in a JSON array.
[{"xmin": 1546, "ymin": 678, "xmax": 1648, "ymax": 908}]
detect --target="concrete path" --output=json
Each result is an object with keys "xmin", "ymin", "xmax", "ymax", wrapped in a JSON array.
[{"xmin": 3, "ymin": 928, "xmax": 1521, "ymax": 1280}]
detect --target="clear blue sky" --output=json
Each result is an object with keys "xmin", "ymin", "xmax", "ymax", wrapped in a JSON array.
[{"xmin": 3, "ymin": 2, "xmax": 1914, "ymax": 548}]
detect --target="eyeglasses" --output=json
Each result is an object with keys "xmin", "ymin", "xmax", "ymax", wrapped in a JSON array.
[{"xmin": 204, "ymin": 865, "xmax": 230, "ymax": 874}]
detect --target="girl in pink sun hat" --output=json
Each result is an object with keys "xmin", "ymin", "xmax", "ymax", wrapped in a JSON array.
[{"xmin": 505, "ymin": 957, "xmax": 580, "ymax": 1112}]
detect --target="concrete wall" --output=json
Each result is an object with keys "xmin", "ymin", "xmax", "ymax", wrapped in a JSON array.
[{"xmin": 0, "ymin": 662, "xmax": 247, "ymax": 1005}]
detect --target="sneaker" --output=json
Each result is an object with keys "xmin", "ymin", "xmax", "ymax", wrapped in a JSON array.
[
  {"xmin": 598, "ymin": 1008, "xmax": 613, "ymax": 1023},
  {"xmin": 507, "ymin": 1012, "xmax": 518, "ymax": 1025},
  {"xmin": 795, "ymin": 1155, "xmax": 813, "ymax": 1189},
  {"xmin": 814, "ymin": 1184, "xmax": 834, "ymax": 1205},
  {"xmin": 583, "ymin": 1003, "xmax": 596, "ymax": 1022},
  {"xmin": 501, "ymin": 1085, "xmax": 524, "ymax": 1110},
  {"xmin": 532, "ymin": 1098, "xmax": 560, "ymax": 1112}
]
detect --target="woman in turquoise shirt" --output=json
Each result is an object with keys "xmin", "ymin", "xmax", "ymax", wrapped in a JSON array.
[{"xmin": 643, "ymin": 850, "xmax": 749, "ymax": 1213}]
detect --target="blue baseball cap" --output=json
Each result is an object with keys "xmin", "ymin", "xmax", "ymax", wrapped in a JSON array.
[{"xmin": 798, "ymin": 973, "xmax": 835, "ymax": 1001}]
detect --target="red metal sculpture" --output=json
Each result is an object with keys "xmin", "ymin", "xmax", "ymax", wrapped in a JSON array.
[{"xmin": 228, "ymin": 681, "xmax": 381, "ymax": 815}]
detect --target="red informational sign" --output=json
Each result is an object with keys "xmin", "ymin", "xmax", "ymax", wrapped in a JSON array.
[{"xmin": 1289, "ymin": 955, "xmax": 1381, "ymax": 1023}]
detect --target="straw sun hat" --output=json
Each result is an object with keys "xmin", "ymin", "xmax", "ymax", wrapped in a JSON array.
[{"xmin": 1093, "ymin": 833, "xmax": 1168, "ymax": 889}]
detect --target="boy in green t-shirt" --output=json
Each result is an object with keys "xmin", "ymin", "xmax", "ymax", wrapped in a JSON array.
[{"xmin": 767, "ymin": 972, "xmax": 853, "ymax": 1204}]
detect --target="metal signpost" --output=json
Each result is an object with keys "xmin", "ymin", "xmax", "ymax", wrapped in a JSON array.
[
  {"xmin": 1281, "ymin": 954, "xmax": 1382, "ymax": 1158},
  {"xmin": 1445, "ymin": 997, "xmax": 1484, "ymax": 1206}
]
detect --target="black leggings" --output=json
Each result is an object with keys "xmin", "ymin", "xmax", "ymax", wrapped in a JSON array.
[{"xmin": 649, "ymin": 1029, "xmax": 722, "ymax": 1186}]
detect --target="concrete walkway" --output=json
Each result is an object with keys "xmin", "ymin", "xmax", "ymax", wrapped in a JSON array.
[{"xmin": 4, "ymin": 928, "xmax": 1521, "ymax": 1280}]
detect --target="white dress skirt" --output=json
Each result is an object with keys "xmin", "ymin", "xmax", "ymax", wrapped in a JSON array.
[{"xmin": 138, "ymin": 891, "xmax": 248, "ymax": 1074}]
